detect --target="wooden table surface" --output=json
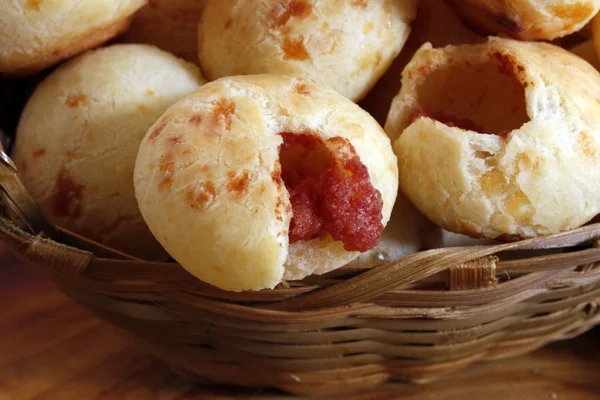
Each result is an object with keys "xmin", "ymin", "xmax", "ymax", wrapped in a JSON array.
[{"xmin": 1, "ymin": 245, "xmax": 599, "ymax": 400}]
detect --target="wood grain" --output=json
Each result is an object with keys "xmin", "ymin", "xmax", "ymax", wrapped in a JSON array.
[{"xmin": 0, "ymin": 245, "xmax": 599, "ymax": 400}]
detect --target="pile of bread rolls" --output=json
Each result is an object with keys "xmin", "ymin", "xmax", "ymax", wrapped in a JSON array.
[{"xmin": 2, "ymin": 0, "xmax": 600, "ymax": 292}]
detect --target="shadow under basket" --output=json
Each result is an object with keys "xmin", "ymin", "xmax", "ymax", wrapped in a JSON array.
[{"xmin": 2, "ymin": 214, "xmax": 600, "ymax": 396}]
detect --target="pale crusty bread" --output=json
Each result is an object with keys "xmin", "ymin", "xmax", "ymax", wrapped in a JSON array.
[
  {"xmin": 198, "ymin": 0, "xmax": 418, "ymax": 102},
  {"xmin": 0, "ymin": 0, "xmax": 145, "ymax": 74},
  {"xmin": 14, "ymin": 44, "xmax": 205, "ymax": 259},
  {"xmin": 445, "ymin": 0, "xmax": 600, "ymax": 41},
  {"xmin": 134, "ymin": 75, "xmax": 398, "ymax": 291},
  {"xmin": 386, "ymin": 37, "xmax": 600, "ymax": 240},
  {"xmin": 120, "ymin": 0, "xmax": 206, "ymax": 64}
]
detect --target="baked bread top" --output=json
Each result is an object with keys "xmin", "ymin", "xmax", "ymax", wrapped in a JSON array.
[
  {"xmin": 14, "ymin": 44, "xmax": 205, "ymax": 259},
  {"xmin": 134, "ymin": 74, "xmax": 398, "ymax": 291},
  {"xmin": 198, "ymin": 0, "xmax": 418, "ymax": 101},
  {"xmin": 0, "ymin": 0, "xmax": 145, "ymax": 74}
]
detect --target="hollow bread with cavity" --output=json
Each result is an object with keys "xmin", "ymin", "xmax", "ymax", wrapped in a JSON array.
[
  {"xmin": 134, "ymin": 74, "xmax": 398, "ymax": 291},
  {"xmin": 387, "ymin": 37, "xmax": 600, "ymax": 240},
  {"xmin": 360, "ymin": 0, "xmax": 484, "ymax": 125}
]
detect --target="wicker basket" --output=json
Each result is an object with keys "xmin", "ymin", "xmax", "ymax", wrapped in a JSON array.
[{"xmin": 1, "ymin": 208, "xmax": 600, "ymax": 396}]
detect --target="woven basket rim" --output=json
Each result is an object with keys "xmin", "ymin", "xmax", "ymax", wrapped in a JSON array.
[
  {"xmin": 2, "ymin": 215, "xmax": 600, "ymax": 395},
  {"xmin": 3, "ymin": 215, "xmax": 600, "ymax": 309}
]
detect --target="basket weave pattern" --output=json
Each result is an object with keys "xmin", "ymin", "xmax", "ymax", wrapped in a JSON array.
[{"xmin": 2, "ymin": 215, "xmax": 600, "ymax": 396}]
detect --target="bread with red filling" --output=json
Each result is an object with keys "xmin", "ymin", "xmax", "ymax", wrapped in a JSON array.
[{"xmin": 134, "ymin": 74, "xmax": 398, "ymax": 291}]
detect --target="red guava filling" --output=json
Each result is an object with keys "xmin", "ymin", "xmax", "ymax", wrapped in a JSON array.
[{"xmin": 279, "ymin": 132, "xmax": 384, "ymax": 252}]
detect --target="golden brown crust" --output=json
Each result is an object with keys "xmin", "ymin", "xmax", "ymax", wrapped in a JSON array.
[{"xmin": 445, "ymin": 0, "xmax": 600, "ymax": 41}]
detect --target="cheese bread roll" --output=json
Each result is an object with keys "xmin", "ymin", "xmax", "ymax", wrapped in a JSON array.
[
  {"xmin": 0, "ymin": 0, "xmax": 145, "ymax": 74},
  {"xmin": 198, "ymin": 0, "xmax": 418, "ymax": 102},
  {"xmin": 14, "ymin": 44, "xmax": 205, "ymax": 259},
  {"xmin": 387, "ymin": 38, "xmax": 600, "ymax": 240},
  {"xmin": 135, "ymin": 75, "xmax": 398, "ymax": 291}
]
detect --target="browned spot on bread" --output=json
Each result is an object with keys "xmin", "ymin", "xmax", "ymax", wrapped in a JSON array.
[
  {"xmin": 227, "ymin": 170, "xmax": 251, "ymax": 195},
  {"xmin": 551, "ymin": 2, "xmax": 594, "ymax": 22},
  {"xmin": 272, "ymin": 163, "xmax": 283, "ymax": 187},
  {"xmin": 146, "ymin": 89, "xmax": 155, "ymax": 96},
  {"xmin": 65, "ymin": 94, "xmax": 88, "ymax": 108},
  {"xmin": 158, "ymin": 157, "xmax": 175, "ymax": 191},
  {"xmin": 168, "ymin": 135, "xmax": 183, "ymax": 145},
  {"xmin": 26, "ymin": 0, "xmax": 42, "ymax": 10},
  {"xmin": 32, "ymin": 148, "xmax": 46, "ymax": 158},
  {"xmin": 577, "ymin": 131, "xmax": 597, "ymax": 159},
  {"xmin": 351, "ymin": 0, "xmax": 368, "ymax": 8},
  {"xmin": 210, "ymin": 98, "xmax": 235, "ymax": 130},
  {"xmin": 224, "ymin": 18, "xmax": 233, "ymax": 29},
  {"xmin": 189, "ymin": 113, "xmax": 203, "ymax": 125},
  {"xmin": 53, "ymin": 168, "xmax": 84, "ymax": 218},
  {"xmin": 148, "ymin": 0, "xmax": 159, "ymax": 8},
  {"xmin": 294, "ymin": 83, "xmax": 310, "ymax": 95},
  {"xmin": 274, "ymin": 196, "xmax": 286, "ymax": 221},
  {"xmin": 491, "ymin": 51, "xmax": 514, "ymax": 76},
  {"xmin": 137, "ymin": 105, "xmax": 148, "ymax": 112},
  {"xmin": 282, "ymin": 36, "xmax": 309, "ymax": 60},
  {"xmin": 149, "ymin": 119, "xmax": 168, "ymax": 141},
  {"xmin": 269, "ymin": 0, "xmax": 313, "ymax": 27},
  {"xmin": 65, "ymin": 151, "xmax": 76, "ymax": 160},
  {"xmin": 186, "ymin": 182, "xmax": 217, "ymax": 211}
]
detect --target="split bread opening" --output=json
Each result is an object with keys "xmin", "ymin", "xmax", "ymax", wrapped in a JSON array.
[
  {"xmin": 134, "ymin": 75, "xmax": 398, "ymax": 292},
  {"xmin": 386, "ymin": 37, "xmax": 600, "ymax": 240}
]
